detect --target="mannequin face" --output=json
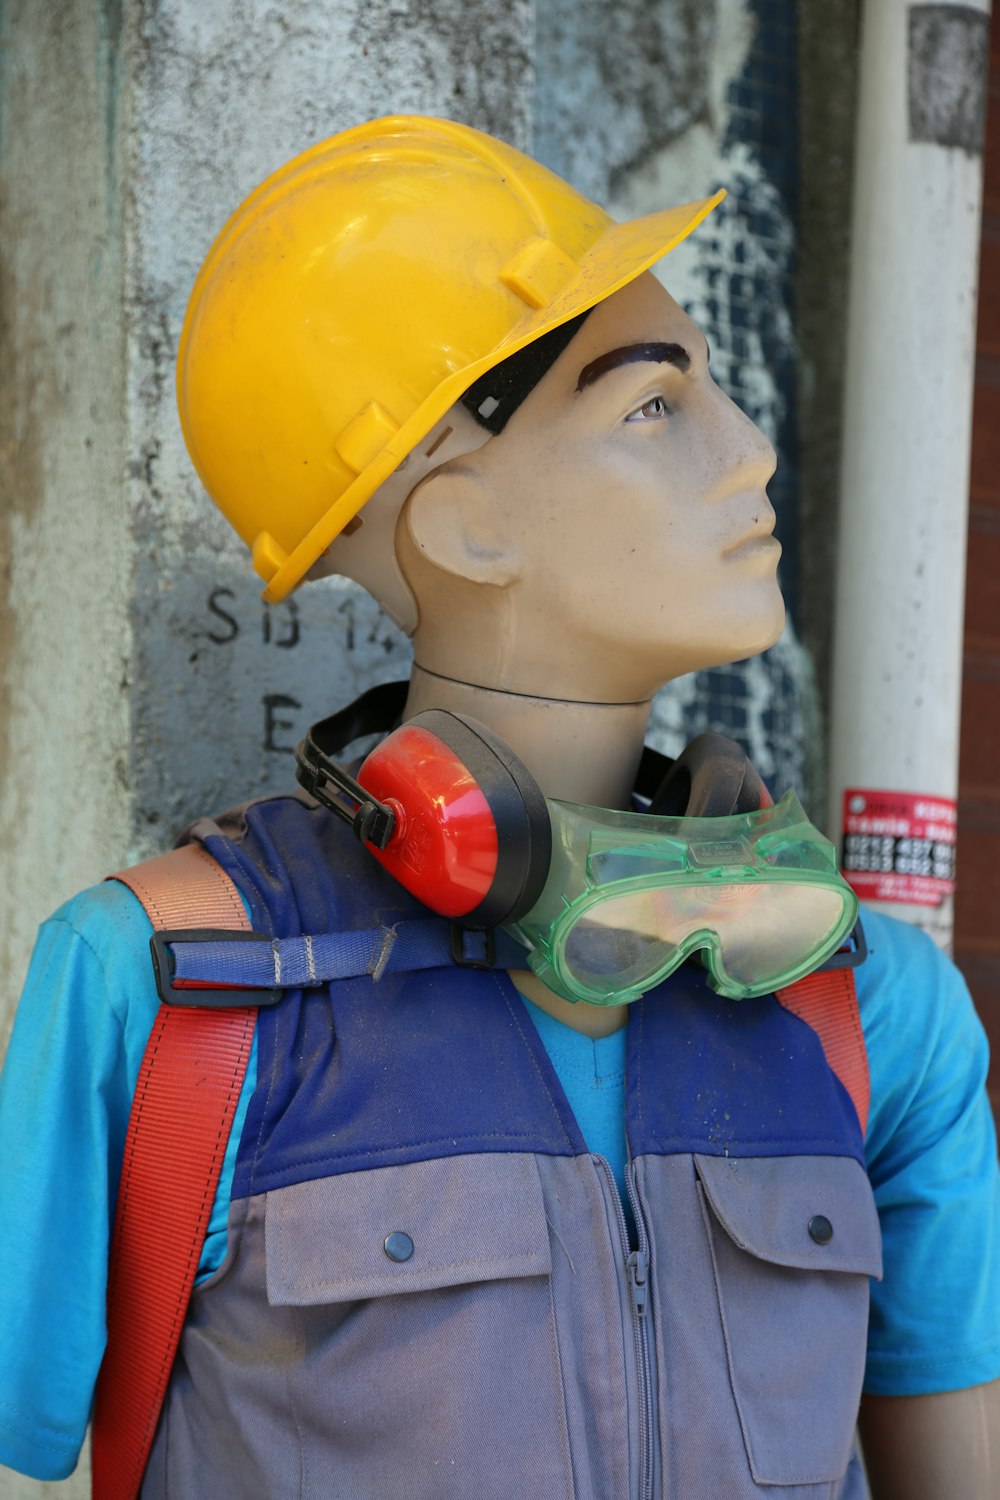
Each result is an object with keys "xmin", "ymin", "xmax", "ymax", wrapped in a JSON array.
[{"xmin": 400, "ymin": 271, "xmax": 783, "ymax": 702}]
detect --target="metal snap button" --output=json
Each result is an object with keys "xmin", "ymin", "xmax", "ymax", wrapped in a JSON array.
[
  {"xmin": 808, "ymin": 1214, "xmax": 833, "ymax": 1245},
  {"xmin": 384, "ymin": 1230, "xmax": 415, "ymax": 1263}
]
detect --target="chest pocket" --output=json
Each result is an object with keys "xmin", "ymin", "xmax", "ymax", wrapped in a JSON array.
[
  {"xmin": 266, "ymin": 1151, "xmax": 552, "ymax": 1302},
  {"xmin": 263, "ymin": 1152, "xmax": 576, "ymax": 1500},
  {"xmin": 696, "ymin": 1152, "xmax": 883, "ymax": 1489}
]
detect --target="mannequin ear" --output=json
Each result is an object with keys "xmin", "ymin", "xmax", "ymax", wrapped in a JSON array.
[{"xmin": 404, "ymin": 465, "xmax": 524, "ymax": 587}]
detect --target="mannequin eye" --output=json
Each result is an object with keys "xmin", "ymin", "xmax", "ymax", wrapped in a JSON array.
[{"xmin": 625, "ymin": 395, "xmax": 670, "ymax": 423}]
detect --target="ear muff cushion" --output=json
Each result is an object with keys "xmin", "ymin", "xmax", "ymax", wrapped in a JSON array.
[
  {"xmin": 357, "ymin": 710, "xmax": 552, "ymax": 928},
  {"xmin": 414, "ymin": 711, "xmax": 552, "ymax": 926}
]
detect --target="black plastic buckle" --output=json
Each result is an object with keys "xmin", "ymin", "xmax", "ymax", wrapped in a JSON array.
[
  {"xmin": 450, "ymin": 924, "xmax": 497, "ymax": 970},
  {"xmin": 820, "ymin": 915, "xmax": 868, "ymax": 972},
  {"xmin": 294, "ymin": 736, "xmax": 396, "ymax": 851},
  {"xmin": 150, "ymin": 928, "xmax": 283, "ymax": 1009}
]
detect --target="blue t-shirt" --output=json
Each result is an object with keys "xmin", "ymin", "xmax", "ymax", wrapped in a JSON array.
[{"xmin": 1, "ymin": 881, "xmax": 998, "ymax": 1481}]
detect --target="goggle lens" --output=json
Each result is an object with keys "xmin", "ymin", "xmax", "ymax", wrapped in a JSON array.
[{"xmin": 557, "ymin": 879, "xmax": 853, "ymax": 1003}]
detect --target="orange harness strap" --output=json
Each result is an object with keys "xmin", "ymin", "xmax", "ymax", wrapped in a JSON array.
[
  {"xmin": 776, "ymin": 968, "xmax": 870, "ymax": 1136},
  {"xmin": 90, "ymin": 844, "xmax": 255, "ymax": 1500}
]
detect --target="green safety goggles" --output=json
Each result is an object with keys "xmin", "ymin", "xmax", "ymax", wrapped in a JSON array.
[{"xmin": 505, "ymin": 789, "xmax": 859, "ymax": 1007}]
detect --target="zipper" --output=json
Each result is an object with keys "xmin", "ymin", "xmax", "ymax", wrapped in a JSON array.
[
  {"xmin": 626, "ymin": 1165, "xmax": 655, "ymax": 1500},
  {"xmin": 627, "ymin": 1248, "xmax": 649, "ymax": 1316},
  {"xmin": 594, "ymin": 1156, "xmax": 656, "ymax": 1500}
]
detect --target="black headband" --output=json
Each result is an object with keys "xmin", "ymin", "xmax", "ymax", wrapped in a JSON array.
[{"xmin": 459, "ymin": 310, "xmax": 592, "ymax": 435}]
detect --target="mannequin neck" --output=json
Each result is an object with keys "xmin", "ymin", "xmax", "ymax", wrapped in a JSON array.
[{"xmin": 403, "ymin": 664, "xmax": 653, "ymax": 811}]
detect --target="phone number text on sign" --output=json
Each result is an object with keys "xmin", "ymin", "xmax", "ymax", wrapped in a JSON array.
[{"xmin": 840, "ymin": 789, "xmax": 957, "ymax": 906}]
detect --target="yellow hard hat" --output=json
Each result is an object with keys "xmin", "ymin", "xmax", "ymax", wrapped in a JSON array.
[{"xmin": 178, "ymin": 115, "xmax": 724, "ymax": 603}]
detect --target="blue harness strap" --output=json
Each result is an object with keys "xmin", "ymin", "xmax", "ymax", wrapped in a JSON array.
[{"xmin": 165, "ymin": 920, "xmax": 526, "ymax": 993}]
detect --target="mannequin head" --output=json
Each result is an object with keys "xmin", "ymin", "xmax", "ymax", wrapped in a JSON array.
[
  {"xmin": 179, "ymin": 117, "xmax": 784, "ymax": 811},
  {"xmin": 322, "ymin": 271, "xmax": 783, "ymax": 705}
]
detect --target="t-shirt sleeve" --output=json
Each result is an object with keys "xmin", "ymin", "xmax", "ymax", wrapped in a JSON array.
[
  {"xmin": 859, "ymin": 909, "xmax": 1000, "ymax": 1396},
  {"xmin": 0, "ymin": 882, "xmax": 161, "ymax": 1481}
]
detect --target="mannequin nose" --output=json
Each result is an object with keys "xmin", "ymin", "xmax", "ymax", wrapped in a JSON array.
[{"xmin": 706, "ymin": 380, "xmax": 777, "ymax": 486}]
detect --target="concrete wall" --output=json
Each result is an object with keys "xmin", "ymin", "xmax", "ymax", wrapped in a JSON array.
[
  {"xmin": 0, "ymin": 2, "xmax": 829, "ymax": 1492},
  {"xmin": 1, "ymin": 1, "xmax": 133, "ymax": 1047}
]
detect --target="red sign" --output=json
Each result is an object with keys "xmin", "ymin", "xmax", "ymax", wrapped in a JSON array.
[{"xmin": 840, "ymin": 788, "xmax": 956, "ymax": 906}]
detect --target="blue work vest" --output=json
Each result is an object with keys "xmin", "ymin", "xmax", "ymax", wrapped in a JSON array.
[{"xmin": 143, "ymin": 791, "xmax": 881, "ymax": 1500}]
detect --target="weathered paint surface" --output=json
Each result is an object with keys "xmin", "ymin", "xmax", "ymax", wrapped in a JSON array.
[
  {"xmin": 0, "ymin": 2, "xmax": 133, "ymax": 1058},
  {"xmin": 908, "ymin": 4, "xmax": 990, "ymax": 154},
  {"xmin": 796, "ymin": 0, "xmax": 860, "ymax": 809}
]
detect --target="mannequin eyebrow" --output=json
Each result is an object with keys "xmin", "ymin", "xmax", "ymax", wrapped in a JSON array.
[{"xmin": 576, "ymin": 341, "xmax": 691, "ymax": 391}]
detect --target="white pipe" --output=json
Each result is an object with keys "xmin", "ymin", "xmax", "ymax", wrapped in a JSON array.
[{"xmin": 829, "ymin": 0, "xmax": 990, "ymax": 950}]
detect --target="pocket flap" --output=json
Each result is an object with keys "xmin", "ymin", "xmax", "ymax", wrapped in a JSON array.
[
  {"xmin": 695, "ymin": 1153, "xmax": 883, "ymax": 1278},
  {"xmin": 265, "ymin": 1152, "xmax": 552, "ymax": 1305}
]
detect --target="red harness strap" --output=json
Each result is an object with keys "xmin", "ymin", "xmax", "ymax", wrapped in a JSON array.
[
  {"xmin": 90, "ymin": 844, "xmax": 255, "ymax": 1500},
  {"xmin": 776, "ymin": 968, "xmax": 870, "ymax": 1136}
]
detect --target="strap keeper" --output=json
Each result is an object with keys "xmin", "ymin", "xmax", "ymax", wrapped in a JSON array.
[
  {"xmin": 150, "ymin": 928, "xmax": 283, "ymax": 1008},
  {"xmin": 450, "ymin": 924, "xmax": 496, "ymax": 970},
  {"xmin": 818, "ymin": 916, "xmax": 868, "ymax": 973}
]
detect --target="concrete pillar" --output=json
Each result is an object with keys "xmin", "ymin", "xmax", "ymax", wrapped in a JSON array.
[
  {"xmin": 829, "ymin": 0, "xmax": 990, "ymax": 949},
  {"xmin": 2, "ymin": 5, "xmax": 135, "ymax": 1042}
]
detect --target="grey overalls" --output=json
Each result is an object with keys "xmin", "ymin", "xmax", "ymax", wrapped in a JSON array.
[{"xmin": 142, "ymin": 793, "xmax": 880, "ymax": 1499}]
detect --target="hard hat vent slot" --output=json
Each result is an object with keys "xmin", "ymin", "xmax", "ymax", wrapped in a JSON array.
[
  {"xmin": 500, "ymin": 237, "xmax": 578, "ymax": 310},
  {"xmin": 335, "ymin": 401, "xmax": 400, "ymax": 475}
]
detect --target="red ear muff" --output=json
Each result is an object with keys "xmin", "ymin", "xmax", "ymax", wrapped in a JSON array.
[
  {"xmin": 647, "ymin": 731, "xmax": 772, "ymax": 818},
  {"xmin": 357, "ymin": 711, "xmax": 551, "ymax": 926}
]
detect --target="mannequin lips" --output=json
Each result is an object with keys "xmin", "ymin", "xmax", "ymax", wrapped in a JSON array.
[{"xmin": 724, "ymin": 533, "xmax": 782, "ymax": 562}]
